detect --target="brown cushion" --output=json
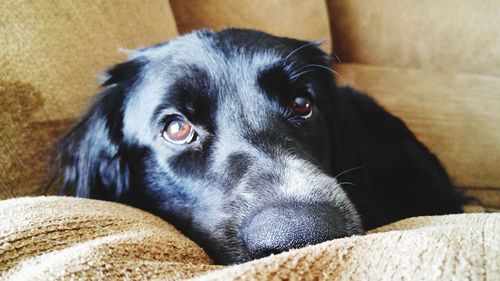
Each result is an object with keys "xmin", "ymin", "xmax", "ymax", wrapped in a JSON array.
[
  {"xmin": 327, "ymin": 0, "xmax": 500, "ymax": 76},
  {"xmin": 335, "ymin": 63, "xmax": 500, "ymax": 208},
  {"xmin": 0, "ymin": 196, "xmax": 218, "ymax": 280},
  {"xmin": 0, "ymin": 1, "xmax": 178, "ymax": 199},
  {"xmin": 1, "ymin": 196, "xmax": 498, "ymax": 280},
  {"xmin": 170, "ymin": 0, "xmax": 332, "ymax": 52}
]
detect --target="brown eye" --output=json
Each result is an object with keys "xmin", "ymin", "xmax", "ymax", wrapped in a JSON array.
[
  {"xmin": 291, "ymin": 96, "xmax": 313, "ymax": 118},
  {"xmin": 162, "ymin": 115, "xmax": 196, "ymax": 144}
]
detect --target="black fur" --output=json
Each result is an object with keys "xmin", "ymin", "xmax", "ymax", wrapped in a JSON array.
[{"xmin": 50, "ymin": 29, "xmax": 465, "ymax": 264}]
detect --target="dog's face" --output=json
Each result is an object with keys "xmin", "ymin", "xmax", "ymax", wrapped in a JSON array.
[{"xmin": 56, "ymin": 29, "xmax": 362, "ymax": 264}]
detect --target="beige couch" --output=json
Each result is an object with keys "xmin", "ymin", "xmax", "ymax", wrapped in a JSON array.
[{"xmin": 1, "ymin": 0, "xmax": 499, "ymax": 280}]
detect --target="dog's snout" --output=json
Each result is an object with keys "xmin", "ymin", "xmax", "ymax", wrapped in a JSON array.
[{"xmin": 243, "ymin": 204, "xmax": 347, "ymax": 260}]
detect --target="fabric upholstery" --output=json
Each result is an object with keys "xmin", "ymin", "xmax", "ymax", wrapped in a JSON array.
[
  {"xmin": 326, "ymin": 0, "xmax": 500, "ymax": 207},
  {"xmin": 327, "ymin": 0, "xmax": 500, "ymax": 76},
  {"xmin": 170, "ymin": 0, "xmax": 332, "ymax": 52},
  {"xmin": 1, "ymin": 0, "xmax": 498, "ymax": 207},
  {"xmin": 1, "ymin": 196, "xmax": 498, "ymax": 280},
  {"xmin": 0, "ymin": 1, "xmax": 499, "ymax": 280},
  {"xmin": 335, "ymin": 64, "xmax": 500, "ymax": 208},
  {"xmin": 0, "ymin": 197, "xmax": 218, "ymax": 280},
  {"xmin": 0, "ymin": 0, "xmax": 178, "ymax": 199}
]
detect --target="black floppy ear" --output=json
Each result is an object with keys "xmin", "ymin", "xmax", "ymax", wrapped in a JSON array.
[{"xmin": 51, "ymin": 59, "xmax": 145, "ymax": 201}]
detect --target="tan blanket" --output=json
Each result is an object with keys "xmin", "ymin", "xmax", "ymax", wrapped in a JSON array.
[{"xmin": 0, "ymin": 197, "xmax": 498, "ymax": 280}]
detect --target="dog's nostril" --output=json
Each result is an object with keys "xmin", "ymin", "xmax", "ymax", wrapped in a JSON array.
[{"xmin": 243, "ymin": 204, "xmax": 347, "ymax": 260}]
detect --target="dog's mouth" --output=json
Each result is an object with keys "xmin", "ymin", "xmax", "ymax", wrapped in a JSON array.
[{"xmin": 241, "ymin": 203, "xmax": 349, "ymax": 261}]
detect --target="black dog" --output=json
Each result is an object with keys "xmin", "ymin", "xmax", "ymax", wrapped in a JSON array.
[{"xmin": 51, "ymin": 29, "xmax": 464, "ymax": 265}]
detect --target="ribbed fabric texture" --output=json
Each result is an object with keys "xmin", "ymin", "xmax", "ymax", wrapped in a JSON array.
[
  {"xmin": 0, "ymin": 196, "xmax": 498, "ymax": 280},
  {"xmin": 0, "ymin": 197, "xmax": 219, "ymax": 280}
]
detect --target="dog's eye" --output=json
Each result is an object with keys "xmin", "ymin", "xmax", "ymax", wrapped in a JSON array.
[
  {"xmin": 291, "ymin": 96, "xmax": 313, "ymax": 118},
  {"xmin": 162, "ymin": 115, "xmax": 196, "ymax": 145}
]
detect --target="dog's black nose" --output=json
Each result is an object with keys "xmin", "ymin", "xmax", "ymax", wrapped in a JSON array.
[{"xmin": 243, "ymin": 204, "xmax": 347, "ymax": 260}]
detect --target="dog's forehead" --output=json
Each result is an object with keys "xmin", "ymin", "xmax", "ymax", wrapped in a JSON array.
[
  {"xmin": 123, "ymin": 31, "xmax": 292, "ymax": 144},
  {"xmin": 134, "ymin": 30, "xmax": 284, "ymax": 75}
]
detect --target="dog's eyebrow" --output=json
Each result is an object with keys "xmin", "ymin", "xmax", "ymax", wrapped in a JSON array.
[
  {"xmin": 151, "ymin": 65, "xmax": 214, "ymax": 128},
  {"xmin": 257, "ymin": 65, "xmax": 292, "ymax": 101}
]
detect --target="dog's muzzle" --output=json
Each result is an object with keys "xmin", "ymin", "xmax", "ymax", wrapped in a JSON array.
[{"xmin": 242, "ymin": 203, "xmax": 347, "ymax": 260}]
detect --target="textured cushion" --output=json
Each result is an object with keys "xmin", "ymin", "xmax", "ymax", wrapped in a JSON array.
[
  {"xmin": 0, "ymin": 196, "xmax": 498, "ymax": 280},
  {"xmin": 0, "ymin": 0, "xmax": 178, "ymax": 199},
  {"xmin": 335, "ymin": 63, "xmax": 500, "ymax": 209},
  {"xmin": 0, "ymin": 197, "xmax": 218, "ymax": 280},
  {"xmin": 170, "ymin": 0, "xmax": 332, "ymax": 52},
  {"xmin": 327, "ymin": 0, "xmax": 500, "ymax": 76}
]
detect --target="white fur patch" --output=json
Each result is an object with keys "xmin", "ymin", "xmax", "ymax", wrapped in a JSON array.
[{"xmin": 280, "ymin": 156, "xmax": 362, "ymax": 234}]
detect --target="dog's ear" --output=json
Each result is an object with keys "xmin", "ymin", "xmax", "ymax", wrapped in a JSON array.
[{"xmin": 50, "ymin": 59, "xmax": 145, "ymax": 200}]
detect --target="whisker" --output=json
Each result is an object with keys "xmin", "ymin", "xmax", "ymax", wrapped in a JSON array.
[
  {"xmin": 290, "ymin": 63, "xmax": 345, "ymax": 81},
  {"xmin": 331, "ymin": 52, "xmax": 342, "ymax": 64},
  {"xmin": 334, "ymin": 166, "xmax": 364, "ymax": 179},
  {"xmin": 289, "ymin": 69, "xmax": 318, "ymax": 80},
  {"xmin": 283, "ymin": 41, "xmax": 322, "ymax": 62},
  {"xmin": 338, "ymin": 181, "xmax": 356, "ymax": 187},
  {"xmin": 302, "ymin": 64, "xmax": 344, "ymax": 80}
]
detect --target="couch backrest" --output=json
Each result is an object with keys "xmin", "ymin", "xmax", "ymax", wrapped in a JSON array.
[
  {"xmin": 170, "ymin": 0, "xmax": 332, "ymax": 52},
  {"xmin": 0, "ymin": 0, "xmax": 178, "ymax": 198},
  {"xmin": 1, "ymin": 1, "xmax": 498, "ymax": 209},
  {"xmin": 327, "ymin": 0, "xmax": 500, "ymax": 76},
  {"xmin": 325, "ymin": 0, "xmax": 500, "ymax": 209}
]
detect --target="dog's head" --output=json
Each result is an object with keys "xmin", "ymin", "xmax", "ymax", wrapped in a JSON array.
[{"xmin": 53, "ymin": 29, "xmax": 363, "ymax": 264}]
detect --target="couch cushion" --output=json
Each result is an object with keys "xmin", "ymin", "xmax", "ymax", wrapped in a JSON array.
[
  {"xmin": 0, "ymin": 196, "xmax": 498, "ymax": 280},
  {"xmin": 335, "ymin": 63, "xmax": 500, "ymax": 209},
  {"xmin": 327, "ymin": 0, "xmax": 500, "ymax": 76},
  {"xmin": 0, "ymin": 0, "xmax": 178, "ymax": 199},
  {"xmin": 0, "ymin": 197, "xmax": 218, "ymax": 280},
  {"xmin": 170, "ymin": 0, "xmax": 332, "ymax": 52}
]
